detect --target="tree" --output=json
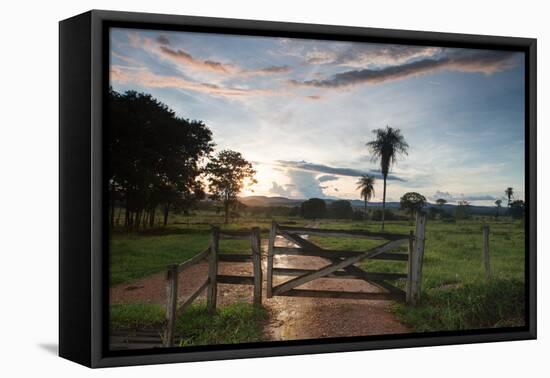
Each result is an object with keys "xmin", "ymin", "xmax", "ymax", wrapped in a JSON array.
[
  {"xmin": 206, "ymin": 150, "xmax": 257, "ymax": 223},
  {"xmin": 366, "ymin": 126, "xmax": 409, "ymax": 230},
  {"xmin": 328, "ymin": 200, "xmax": 354, "ymax": 219},
  {"xmin": 300, "ymin": 198, "xmax": 327, "ymax": 219},
  {"xmin": 400, "ymin": 192, "xmax": 427, "ymax": 219},
  {"xmin": 356, "ymin": 175, "xmax": 375, "ymax": 220},
  {"xmin": 495, "ymin": 199, "xmax": 503, "ymax": 217},
  {"xmin": 505, "ymin": 187, "xmax": 514, "ymax": 207},
  {"xmin": 509, "ymin": 200, "xmax": 525, "ymax": 219},
  {"xmin": 455, "ymin": 200, "xmax": 471, "ymax": 220},
  {"xmin": 108, "ymin": 89, "xmax": 214, "ymax": 230},
  {"xmin": 436, "ymin": 198, "xmax": 447, "ymax": 208}
]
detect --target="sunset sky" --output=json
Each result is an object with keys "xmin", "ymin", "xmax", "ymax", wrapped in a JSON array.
[{"xmin": 109, "ymin": 28, "xmax": 525, "ymax": 206}]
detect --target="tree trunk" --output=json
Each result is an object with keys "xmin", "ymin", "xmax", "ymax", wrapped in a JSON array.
[
  {"xmin": 149, "ymin": 207, "xmax": 155, "ymax": 228},
  {"xmin": 382, "ymin": 175, "xmax": 387, "ymax": 230},
  {"xmin": 163, "ymin": 204, "xmax": 169, "ymax": 226},
  {"xmin": 224, "ymin": 200, "xmax": 229, "ymax": 224},
  {"xmin": 364, "ymin": 198, "xmax": 367, "ymax": 219}
]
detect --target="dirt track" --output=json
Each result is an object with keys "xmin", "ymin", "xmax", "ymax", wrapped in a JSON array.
[{"xmin": 111, "ymin": 229, "xmax": 410, "ymax": 341}]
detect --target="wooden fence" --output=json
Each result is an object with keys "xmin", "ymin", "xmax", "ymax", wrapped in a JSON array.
[
  {"xmin": 266, "ymin": 212, "xmax": 427, "ymax": 305},
  {"xmin": 163, "ymin": 226, "xmax": 262, "ymax": 347}
]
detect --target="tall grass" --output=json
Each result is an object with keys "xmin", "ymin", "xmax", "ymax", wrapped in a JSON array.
[{"xmin": 110, "ymin": 302, "xmax": 267, "ymax": 346}]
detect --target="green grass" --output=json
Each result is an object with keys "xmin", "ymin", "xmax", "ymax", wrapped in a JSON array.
[
  {"xmin": 110, "ymin": 212, "xmax": 526, "ymax": 333},
  {"xmin": 308, "ymin": 218, "xmax": 526, "ymax": 331},
  {"xmin": 110, "ymin": 302, "xmax": 267, "ymax": 346}
]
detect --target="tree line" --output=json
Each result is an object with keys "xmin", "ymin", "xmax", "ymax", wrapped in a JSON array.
[{"xmin": 108, "ymin": 89, "xmax": 255, "ymax": 230}]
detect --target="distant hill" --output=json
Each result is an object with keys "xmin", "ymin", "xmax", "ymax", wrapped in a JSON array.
[{"xmin": 238, "ymin": 195, "xmax": 497, "ymax": 215}]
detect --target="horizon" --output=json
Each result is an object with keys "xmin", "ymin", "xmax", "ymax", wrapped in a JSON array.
[{"xmin": 110, "ymin": 28, "xmax": 526, "ymax": 207}]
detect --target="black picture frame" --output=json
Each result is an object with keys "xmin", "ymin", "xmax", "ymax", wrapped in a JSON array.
[{"xmin": 59, "ymin": 9, "xmax": 537, "ymax": 368}]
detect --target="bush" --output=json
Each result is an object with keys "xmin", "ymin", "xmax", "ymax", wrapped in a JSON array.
[
  {"xmin": 328, "ymin": 200, "xmax": 354, "ymax": 219},
  {"xmin": 301, "ymin": 198, "xmax": 327, "ymax": 219},
  {"xmin": 351, "ymin": 210, "xmax": 365, "ymax": 221},
  {"xmin": 371, "ymin": 209, "xmax": 407, "ymax": 221}
]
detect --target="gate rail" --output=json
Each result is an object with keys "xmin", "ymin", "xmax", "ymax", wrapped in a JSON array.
[
  {"xmin": 266, "ymin": 212, "xmax": 427, "ymax": 305},
  {"xmin": 163, "ymin": 226, "xmax": 262, "ymax": 347}
]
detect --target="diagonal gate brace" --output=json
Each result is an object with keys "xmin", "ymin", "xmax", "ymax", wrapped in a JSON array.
[{"xmin": 272, "ymin": 237, "xmax": 407, "ymax": 295}]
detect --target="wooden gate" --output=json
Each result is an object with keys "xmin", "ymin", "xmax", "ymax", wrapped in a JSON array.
[
  {"xmin": 163, "ymin": 226, "xmax": 262, "ymax": 347},
  {"xmin": 266, "ymin": 212, "xmax": 427, "ymax": 305}
]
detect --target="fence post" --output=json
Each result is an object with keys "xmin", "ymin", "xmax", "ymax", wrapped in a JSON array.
[
  {"xmin": 163, "ymin": 264, "xmax": 179, "ymax": 347},
  {"xmin": 409, "ymin": 211, "xmax": 427, "ymax": 305},
  {"xmin": 207, "ymin": 226, "xmax": 219, "ymax": 313},
  {"xmin": 251, "ymin": 227, "xmax": 263, "ymax": 307},
  {"xmin": 406, "ymin": 230, "xmax": 415, "ymax": 304},
  {"xmin": 266, "ymin": 221, "xmax": 277, "ymax": 298},
  {"xmin": 483, "ymin": 225, "xmax": 491, "ymax": 279}
]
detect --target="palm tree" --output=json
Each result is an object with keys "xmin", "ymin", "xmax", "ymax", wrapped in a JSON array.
[
  {"xmin": 495, "ymin": 199, "xmax": 502, "ymax": 217},
  {"xmin": 505, "ymin": 187, "xmax": 514, "ymax": 207},
  {"xmin": 366, "ymin": 126, "xmax": 409, "ymax": 230},
  {"xmin": 356, "ymin": 175, "xmax": 375, "ymax": 220}
]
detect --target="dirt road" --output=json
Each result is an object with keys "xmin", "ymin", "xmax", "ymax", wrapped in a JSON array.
[{"xmin": 111, "ymin": 227, "xmax": 410, "ymax": 341}]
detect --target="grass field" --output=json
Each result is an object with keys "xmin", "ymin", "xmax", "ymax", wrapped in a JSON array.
[
  {"xmin": 110, "ymin": 210, "xmax": 525, "ymax": 336},
  {"xmin": 110, "ymin": 302, "xmax": 267, "ymax": 346},
  {"xmin": 309, "ymin": 218, "xmax": 525, "ymax": 331}
]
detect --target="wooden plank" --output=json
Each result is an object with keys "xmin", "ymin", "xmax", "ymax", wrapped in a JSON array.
[
  {"xmin": 251, "ymin": 227, "xmax": 263, "ymax": 307},
  {"xmin": 176, "ymin": 278, "xmax": 210, "ymax": 317},
  {"xmin": 216, "ymin": 275, "xmax": 255, "ymax": 285},
  {"xmin": 163, "ymin": 264, "xmax": 178, "ymax": 347},
  {"xmin": 219, "ymin": 230, "xmax": 251, "ymax": 240},
  {"xmin": 483, "ymin": 225, "xmax": 491, "ymax": 279},
  {"xmin": 272, "ymin": 268, "xmax": 406, "ymax": 281},
  {"xmin": 272, "ymin": 239, "xmax": 407, "ymax": 295},
  {"xmin": 409, "ymin": 212, "xmax": 427, "ymax": 305},
  {"xmin": 278, "ymin": 226, "xmax": 407, "ymax": 241},
  {"xmin": 266, "ymin": 221, "xmax": 277, "ymax": 298},
  {"xmin": 207, "ymin": 226, "xmax": 219, "ymax": 313},
  {"xmin": 406, "ymin": 230, "xmax": 414, "ymax": 303},
  {"xmin": 277, "ymin": 289, "xmax": 404, "ymax": 301},
  {"xmin": 218, "ymin": 254, "xmax": 252, "ymax": 262},
  {"xmin": 177, "ymin": 246, "xmax": 210, "ymax": 273},
  {"xmin": 279, "ymin": 232, "xmax": 407, "ymax": 297},
  {"xmin": 274, "ymin": 246, "xmax": 408, "ymax": 261}
]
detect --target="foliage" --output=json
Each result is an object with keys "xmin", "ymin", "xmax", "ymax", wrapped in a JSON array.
[
  {"xmin": 508, "ymin": 200, "xmax": 525, "ymax": 219},
  {"xmin": 328, "ymin": 200, "xmax": 354, "ymax": 219},
  {"xmin": 505, "ymin": 187, "xmax": 514, "ymax": 206},
  {"xmin": 395, "ymin": 279, "xmax": 525, "ymax": 331},
  {"xmin": 436, "ymin": 198, "xmax": 447, "ymax": 207},
  {"xmin": 300, "ymin": 198, "xmax": 327, "ymax": 219},
  {"xmin": 495, "ymin": 199, "xmax": 503, "ymax": 217},
  {"xmin": 454, "ymin": 200, "xmax": 471, "ymax": 220},
  {"xmin": 206, "ymin": 150, "xmax": 257, "ymax": 223},
  {"xmin": 356, "ymin": 175, "xmax": 376, "ymax": 218},
  {"xmin": 110, "ymin": 302, "xmax": 267, "ymax": 346},
  {"xmin": 108, "ymin": 89, "xmax": 214, "ymax": 230},
  {"xmin": 399, "ymin": 192, "xmax": 427, "ymax": 218},
  {"xmin": 366, "ymin": 126, "xmax": 409, "ymax": 229},
  {"xmin": 176, "ymin": 303, "xmax": 267, "ymax": 346}
]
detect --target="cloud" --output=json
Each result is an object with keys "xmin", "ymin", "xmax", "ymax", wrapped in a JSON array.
[
  {"xmin": 317, "ymin": 175, "xmax": 339, "ymax": 182},
  {"xmin": 277, "ymin": 160, "xmax": 404, "ymax": 181},
  {"xmin": 159, "ymin": 45, "xmax": 232, "ymax": 73},
  {"xmin": 110, "ymin": 65, "xmax": 282, "ymax": 98},
  {"xmin": 286, "ymin": 170, "xmax": 327, "ymax": 198},
  {"xmin": 290, "ymin": 50, "xmax": 519, "ymax": 89},
  {"xmin": 156, "ymin": 35, "xmax": 170, "ymax": 45},
  {"xmin": 432, "ymin": 190, "xmax": 496, "ymax": 202},
  {"xmin": 306, "ymin": 45, "xmax": 443, "ymax": 67},
  {"xmin": 269, "ymin": 181, "xmax": 293, "ymax": 197}
]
